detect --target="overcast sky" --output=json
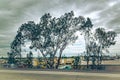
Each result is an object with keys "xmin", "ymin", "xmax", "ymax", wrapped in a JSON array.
[{"xmin": 0, "ymin": 0, "xmax": 120, "ymax": 57}]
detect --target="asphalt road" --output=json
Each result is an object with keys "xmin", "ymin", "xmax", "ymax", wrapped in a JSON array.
[{"xmin": 0, "ymin": 69, "xmax": 120, "ymax": 80}]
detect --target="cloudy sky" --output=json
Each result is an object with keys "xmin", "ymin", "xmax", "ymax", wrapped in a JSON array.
[{"xmin": 0, "ymin": 0, "xmax": 120, "ymax": 57}]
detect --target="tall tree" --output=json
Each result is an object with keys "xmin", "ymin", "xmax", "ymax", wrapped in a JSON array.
[
  {"xmin": 12, "ymin": 11, "xmax": 89, "ymax": 68},
  {"xmin": 80, "ymin": 18, "xmax": 93, "ymax": 68},
  {"xmin": 9, "ymin": 31, "xmax": 23, "ymax": 64},
  {"xmin": 9, "ymin": 11, "xmax": 95, "ymax": 69},
  {"xmin": 94, "ymin": 28, "xmax": 117, "ymax": 67},
  {"xmin": 86, "ymin": 28, "xmax": 117, "ymax": 69}
]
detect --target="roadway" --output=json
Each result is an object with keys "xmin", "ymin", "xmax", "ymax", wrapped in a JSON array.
[{"xmin": 0, "ymin": 69, "xmax": 120, "ymax": 80}]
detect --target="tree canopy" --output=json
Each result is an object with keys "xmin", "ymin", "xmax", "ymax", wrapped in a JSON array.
[
  {"xmin": 9, "ymin": 11, "xmax": 117, "ymax": 69},
  {"xmin": 10, "ymin": 11, "xmax": 92, "ymax": 68}
]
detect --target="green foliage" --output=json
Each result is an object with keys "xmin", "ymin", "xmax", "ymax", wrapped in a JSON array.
[
  {"xmin": 94, "ymin": 28, "xmax": 117, "ymax": 49},
  {"xmin": 9, "ymin": 11, "xmax": 117, "ymax": 69},
  {"xmin": 9, "ymin": 11, "xmax": 90, "ymax": 68}
]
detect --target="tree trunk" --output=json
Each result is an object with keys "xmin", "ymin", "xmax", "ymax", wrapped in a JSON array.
[
  {"xmin": 85, "ymin": 47, "xmax": 89, "ymax": 69},
  {"xmin": 56, "ymin": 43, "xmax": 67, "ymax": 69},
  {"xmin": 20, "ymin": 53, "xmax": 22, "ymax": 64},
  {"xmin": 56, "ymin": 49, "xmax": 63, "ymax": 69},
  {"xmin": 86, "ymin": 53, "xmax": 89, "ymax": 69},
  {"xmin": 84, "ymin": 31, "xmax": 90, "ymax": 69},
  {"xmin": 47, "ymin": 48, "xmax": 58, "ymax": 69},
  {"xmin": 97, "ymin": 45, "xmax": 102, "ymax": 68},
  {"xmin": 56, "ymin": 42, "xmax": 67, "ymax": 69},
  {"xmin": 48, "ymin": 56, "xmax": 55, "ymax": 69}
]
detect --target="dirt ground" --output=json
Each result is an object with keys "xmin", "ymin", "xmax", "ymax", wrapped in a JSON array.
[
  {"xmin": 0, "ymin": 69, "xmax": 120, "ymax": 80},
  {"xmin": 102, "ymin": 59, "xmax": 120, "ymax": 65},
  {"xmin": 0, "ymin": 60, "xmax": 120, "ymax": 80}
]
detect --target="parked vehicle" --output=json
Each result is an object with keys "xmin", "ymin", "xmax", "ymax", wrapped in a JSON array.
[{"xmin": 58, "ymin": 65, "xmax": 72, "ymax": 70}]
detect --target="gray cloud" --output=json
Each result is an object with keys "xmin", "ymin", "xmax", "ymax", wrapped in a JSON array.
[{"xmin": 0, "ymin": 0, "xmax": 120, "ymax": 56}]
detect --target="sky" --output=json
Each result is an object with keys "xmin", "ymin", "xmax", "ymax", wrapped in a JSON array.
[{"xmin": 0, "ymin": 0, "xmax": 120, "ymax": 57}]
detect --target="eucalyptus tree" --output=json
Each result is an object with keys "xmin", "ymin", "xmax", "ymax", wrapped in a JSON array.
[
  {"xmin": 17, "ymin": 14, "xmax": 56, "ymax": 68},
  {"xmin": 94, "ymin": 28, "xmax": 117, "ymax": 67},
  {"xmin": 8, "ymin": 31, "xmax": 23, "ymax": 64},
  {"xmin": 29, "ymin": 11, "xmax": 86, "ymax": 68},
  {"xmin": 9, "ymin": 11, "xmax": 93, "ymax": 69},
  {"xmin": 84, "ymin": 27, "xmax": 117, "ymax": 69},
  {"xmin": 86, "ymin": 37, "xmax": 100, "ymax": 69},
  {"xmin": 80, "ymin": 18, "xmax": 93, "ymax": 68}
]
